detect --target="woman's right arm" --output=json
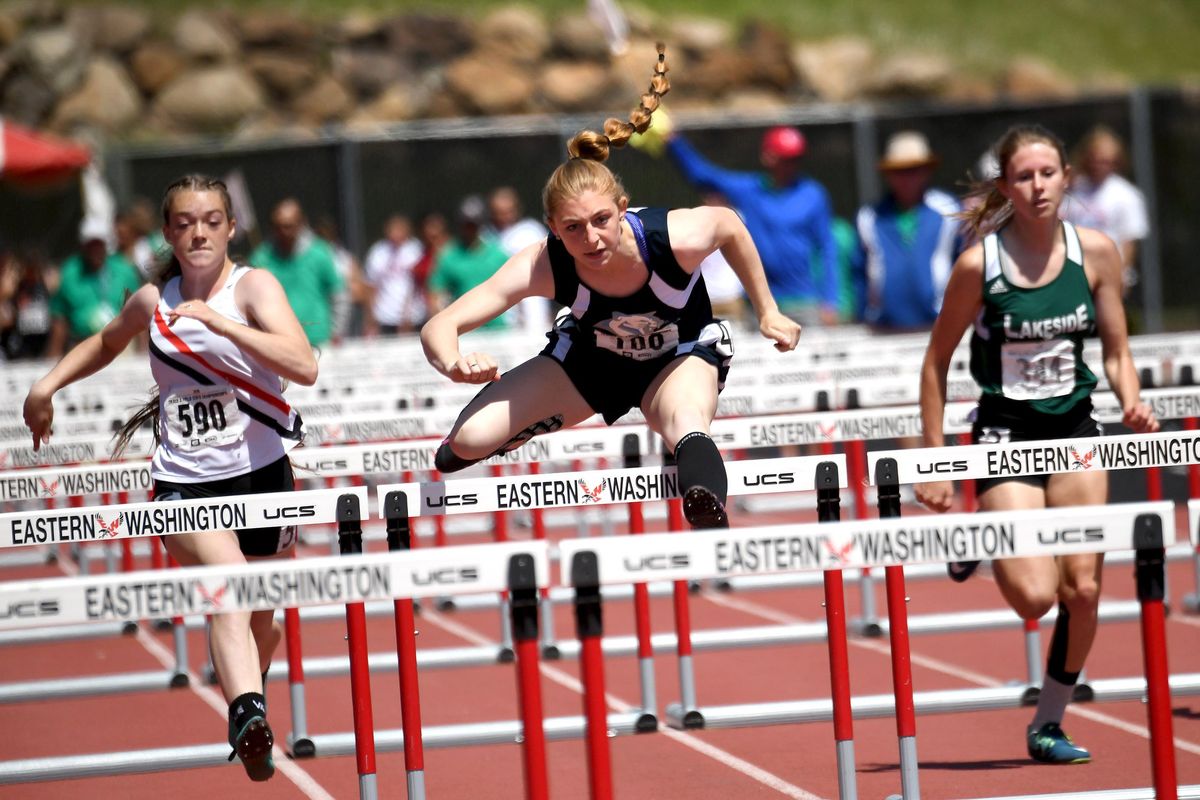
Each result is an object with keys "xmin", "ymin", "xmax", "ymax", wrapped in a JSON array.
[
  {"xmin": 915, "ymin": 246, "xmax": 984, "ymax": 512},
  {"xmin": 420, "ymin": 242, "xmax": 551, "ymax": 384},
  {"xmin": 24, "ymin": 284, "xmax": 158, "ymax": 450}
]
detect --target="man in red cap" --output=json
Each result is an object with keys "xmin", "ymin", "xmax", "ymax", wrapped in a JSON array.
[{"xmin": 659, "ymin": 123, "xmax": 840, "ymax": 326}]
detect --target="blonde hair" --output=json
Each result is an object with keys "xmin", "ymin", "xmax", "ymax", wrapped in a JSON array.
[
  {"xmin": 542, "ymin": 43, "xmax": 671, "ymax": 219},
  {"xmin": 957, "ymin": 124, "xmax": 1068, "ymax": 238}
]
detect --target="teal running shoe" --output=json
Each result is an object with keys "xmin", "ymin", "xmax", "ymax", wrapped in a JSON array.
[{"xmin": 1027, "ymin": 722, "xmax": 1091, "ymax": 764}]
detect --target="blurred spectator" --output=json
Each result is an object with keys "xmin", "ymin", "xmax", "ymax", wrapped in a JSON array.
[
  {"xmin": 47, "ymin": 218, "xmax": 142, "ymax": 357},
  {"xmin": 427, "ymin": 195, "xmax": 510, "ymax": 329},
  {"xmin": 363, "ymin": 213, "xmax": 425, "ymax": 335},
  {"xmin": 0, "ymin": 247, "xmax": 56, "ymax": 360},
  {"xmin": 663, "ymin": 123, "xmax": 840, "ymax": 325},
  {"xmin": 853, "ymin": 131, "xmax": 962, "ymax": 331},
  {"xmin": 831, "ymin": 217, "xmax": 864, "ymax": 322},
  {"xmin": 250, "ymin": 198, "xmax": 343, "ymax": 347},
  {"xmin": 1060, "ymin": 125, "xmax": 1148, "ymax": 294},
  {"xmin": 314, "ymin": 215, "xmax": 368, "ymax": 339},
  {"xmin": 695, "ymin": 193, "xmax": 748, "ymax": 323},
  {"xmin": 412, "ymin": 211, "xmax": 450, "ymax": 320},
  {"xmin": 489, "ymin": 186, "xmax": 553, "ymax": 334},
  {"xmin": 118, "ymin": 198, "xmax": 163, "ymax": 280}
]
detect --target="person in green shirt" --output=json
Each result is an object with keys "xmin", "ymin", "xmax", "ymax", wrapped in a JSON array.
[
  {"xmin": 48, "ymin": 218, "xmax": 143, "ymax": 357},
  {"xmin": 428, "ymin": 195, "xmax": 511, "ymax": 330},
  {"xmin": 249, "ymin": 198, "xmax": 343, "ymax": 346}
]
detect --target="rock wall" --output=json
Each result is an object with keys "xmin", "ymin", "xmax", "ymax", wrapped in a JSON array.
[{"xmin": 0, "ymin": 1, "xmax": 1111, "ymax": 142}]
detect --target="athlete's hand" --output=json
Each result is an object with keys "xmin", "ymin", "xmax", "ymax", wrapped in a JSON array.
[
  {"xmin": 759, "ymin": 309, "xmax": 802, "ymax": 352},
  {"xmin": 22, "ymin": 381, "xmax": 54, "ymax": 452},
  {"xmin": 448, "ymin": 352, "xmax": 500, "ymax": 384},
  {"xmin": 1123, "ymin": 402, "xmax": 1159, "ymax": 433},
  {"xmin": 915, "ymin": 480, "xmax": 954, "ymax": 513}
]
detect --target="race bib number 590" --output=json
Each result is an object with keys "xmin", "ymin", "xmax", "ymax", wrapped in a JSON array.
[{"xmin": 164, "ymin": 385, "xmax": 243, "ymax": 451}]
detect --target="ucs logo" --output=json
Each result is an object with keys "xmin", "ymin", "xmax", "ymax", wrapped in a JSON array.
[
  {"xmin": 743, "ymin": 472, "xmax": 796, "ymax": 486},
  {"xmin": 0, "ymin": 599, "xmax": 60, "ymax": 619},
  {"xmin": 412, "ymin": 567, "xmax": 480, "ymax": 586},
  {"xmin": 916, "ymin": 460, "xmax": 968, "ymax": 475},
  {"xmin": 1037, "ymin": 527, "xmax": 1103, "ymax": 545},
  {"xmin": 425, "ymin": 493, "xmax": 479, "ymax": 508},
  {"xmin": 264, "ymin": 505, "xmax": 316, "ymax": 519},
  {"xmin": 623, "ymin": 553, "xmax": 690, "ymax": 572}
]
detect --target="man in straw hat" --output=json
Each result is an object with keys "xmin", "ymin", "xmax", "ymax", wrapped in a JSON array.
[{"xmin": 853, "ymin": 130, "xmax": 964, "ymax": 331}]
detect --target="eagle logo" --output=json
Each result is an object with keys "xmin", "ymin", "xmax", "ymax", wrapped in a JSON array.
[
  {"xmin": 197, "ymin": 582, "xmax": 228, "ymax": 611},
  {"xmin": 823, "ymin": 537, "xmax": 854, "ymax": 566},
  {"xmin": 39, "ymin": 478, "xmax": 59, "ymax": 497},
  {"xmin": 95, "ymin": 513, "xmax": 122, "ymax": 538},
  {"xmin": 1069, "ymin": 444, "xmax": 1096, "ymax": 471},
  {"xmin": 578, "ymin": 479, "xmax": 606, "ymax": 503},
  {"xmin": 818, "ymin": 422, "xmax": 837, "ymax": 441}
]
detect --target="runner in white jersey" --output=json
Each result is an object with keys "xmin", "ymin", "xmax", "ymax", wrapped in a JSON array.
[{"xmin": 23, "ymin": 175, "xmax": 317, "ymax": 783}]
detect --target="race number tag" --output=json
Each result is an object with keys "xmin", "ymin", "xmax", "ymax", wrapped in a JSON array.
[
  {"xmin": 594, "ymin": 315, "xmax": 680, "ymax": 362},
  {"xmin": 164, "ymin": 385, "xmax": 243, "ymax": 451},
  {"xmin": 1000, "ymin": 339, "xmax": 1076, "ymax": 400}
]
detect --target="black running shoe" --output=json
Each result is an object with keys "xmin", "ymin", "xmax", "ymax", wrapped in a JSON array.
[
  {"xmin": 682, "ymin": 486, "xmax": 729, "ymax": 529},
  {"xmin": 229, "ymin": 716, "xmax": 275, "ymax": 782},
  {"xmin": 947, "ymin": 560, "xmax": 981, "ymax": 583}
]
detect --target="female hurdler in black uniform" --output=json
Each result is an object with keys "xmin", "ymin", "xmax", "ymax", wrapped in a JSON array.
[{"xmin": 420, "ymin": 46, "xmax": 802, "ymax": 528}]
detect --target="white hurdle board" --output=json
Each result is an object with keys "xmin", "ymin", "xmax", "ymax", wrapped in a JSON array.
[
  {"xmin": 0, "ymin": 539, "xmax": 550, "ymax": 631},
  {"xmin": 0, "ymin": 486, "xmax": 369, "ymax": 548},
  {"xmin": 375, "ymin": 455, "xmax": 846, "ymax": 518},
  {"xmin": 559, "ymin": 501, "xmax": 1175, "ymax": 587},
  {"xmin": 868, "ymin": 429, "xmax": 1200, "ymax": 485}
]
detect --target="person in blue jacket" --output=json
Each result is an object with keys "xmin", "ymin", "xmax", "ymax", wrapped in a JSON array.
[
  {"xmin": 663, "ymin": 124, "xmax": 841, "ymax": 326},
  {"xmin": 854, "ymin": 130, "xmax": 964, "ymax": 331}
]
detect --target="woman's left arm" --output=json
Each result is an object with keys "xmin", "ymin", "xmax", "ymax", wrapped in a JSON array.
[
  {"xmin": 669, "ymin": 206, "xmax": 801, "ymax": 352},
  {"xmin": 171, "ymin": 268, "xmax": 318, "ymax": 386},
  {"xmin": 1086, "ymin": 229, "xmax": 1158, "ymax": 433}
]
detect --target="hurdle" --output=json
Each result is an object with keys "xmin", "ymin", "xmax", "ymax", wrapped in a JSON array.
[{"xmin": 559, "ymin": 498, "xmax": 1181, "ymax": 800}]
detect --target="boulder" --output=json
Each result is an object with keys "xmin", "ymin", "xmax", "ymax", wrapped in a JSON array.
[
  {"xmin": 539, "ymin": 60, "xmax": 613, "ymax": 111},
  {"xmin": 81, "ymin": 5, "xmax": 150, "ymax": 52},
  {"xmin": 669, "ymin": 16, "xmax": 732, "ymax": 56},
  {"xmin": 19, "ymin": 25, "xmax": 89, "ymax": 94},
  {"xmin": 386, "ymin": 13, "xmax": 474, "ymax": 69},
  {"xmin": 792, "ymin": 36, "xmax": 876, "ymax": 102},
  {"xmin": 1004, "ymin": 57, "xmax": 1077, "ymax": 99},
  {"xmin": 237, "ymin": 12, "xmax": 317, "ymax": 49},
  {"xmin": 291, "ymin": 75, "xmax": 355, "ymax": 125},
  {"xmin": 173, "ymin": 10, "xmax": 239, "ymax": 63},
  {"xmin": 346, "ymin": 81, "xmax": 431, "ymax": 127},
  {"xmin": 50, "ymin": 55, "xmax": 142, "ymax": 133},
  {"xmin": 129, "ymin": 41, "xmax": 186, "ymax": 95},
  {"xmin": 739, "ymin": 21, "xmax": 798, "ymax": 92},
  {"xmin": 476, "ymin": 6, "xmax": 549, "ymax": 65},
  {"xmin": 444, "ymin": 55, "xmax": 534, "ymax": 115},
  {"xmin": 868, "ymin": 52, "xmax": 954, "ymax": 97},
  {"xmin": 153, "ymin": 66, "xmax": 265, "ymax": 131},
  {"xmin": 1, "ymin": 72, "xmax": 57, "ymax": 126},
  {"xmin": 550, "ymin": 12, "xmax": 610, "ymax": 61},
  {"xmin": 331, "ymin": 46, "xmax": 411, "ymax": 98},
  {"xmin": 246, "ymin": 50, "xmax": 317, "ymax": 99}
]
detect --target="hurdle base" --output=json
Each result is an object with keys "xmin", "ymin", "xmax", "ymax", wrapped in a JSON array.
[
  {"xmin": 541, "ymin": 644, "xmax": 561, "ymax": 660},
  {"xmin": 289, "ymin": 737, "xmax": 316, "ymax": 759},
  {"xmin": 203, "ymin": 667, "xmax": 218, "ymax": 686},
  {"xmin": 634, "ymin": 712, "xmax": 658, "ymax": 733},
  {"xmin": 1020, "ymin": 686, "xmax": 1040, "ymax": 706},
  {"xmin": 121, "ymin": 622, "xmax": 138, "ymax": 635},
  {"xmin": 435, "ymin": 597, "xmax": 456, "ymax": 612},
  {"xmin": 1072, "ymin": 682, "xmax": 1095, "ymax": 703},
  {"xmin": 169, "ymin": 672, "xmax": 189, "ymax": 689},
  {"xmin": 496, "ymin": 647, "xmax": 515, "ymax": 664},
  {"xmin": 1184, "ymin": 593, "xmax": 1200, "ymax": 614},
  {"xmin": 851, "ymin": 617, "xmax": 884, "ymax": 637},
  {"xmin": 664, "ymin": 702, "xmax": 706, "ymax": 729},
  {"xmin": 152, "ymin": 618, "xmax": 172, "ymax": 632}
]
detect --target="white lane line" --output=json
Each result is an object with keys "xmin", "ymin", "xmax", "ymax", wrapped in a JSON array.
[
  {"xmin": 57, "ymin": 552, "xmax": 336, "ymax": 800},
  {"xmin": 421, "ymin": 607, "xmax": 827, "ymax": 800},
  {"xmin": 700, "ymin": 589, "xmax": 1200, "ymax": 756}
]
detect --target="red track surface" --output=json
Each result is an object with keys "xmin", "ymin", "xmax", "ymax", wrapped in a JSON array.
[{"xmin": 2, "ymin": 498, "xmax": 1199, "ymax": 799}]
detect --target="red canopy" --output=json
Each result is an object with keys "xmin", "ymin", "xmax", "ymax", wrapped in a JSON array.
[{"xmin": 0, "ymin": 118, "xmax": 91, "ymax": 186}]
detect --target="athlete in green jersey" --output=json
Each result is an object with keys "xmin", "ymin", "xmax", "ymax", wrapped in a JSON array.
[{"xmin": 917, "ymin": 124, "xmax": 1158, "ymax": 765}]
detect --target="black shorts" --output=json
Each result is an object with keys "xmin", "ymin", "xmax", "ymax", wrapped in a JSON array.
[
  {"xmin": 540, "ymin": 318, "xmax": 734, "ymax": 424},
  {"xmin": 153, "ymin": 456, "xmax": 298, "ymax": 557},
  {"xmin": 971, "ymin": 397, "xmax": 1103, "ymax": 494}
]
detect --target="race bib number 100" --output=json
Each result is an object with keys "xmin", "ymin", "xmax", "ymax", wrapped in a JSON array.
[
  {"xmin": 595, "ymin": 321, "xmax": 680, "ymax": 362},
  {"xmin": 164, "ymin": 385, "xmax": 243, "ymax": 451}
]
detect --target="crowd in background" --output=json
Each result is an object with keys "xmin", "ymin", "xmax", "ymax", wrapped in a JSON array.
[{"xmin": 0, "ymin": 123, "xmax": 1148, "ymax": 362}]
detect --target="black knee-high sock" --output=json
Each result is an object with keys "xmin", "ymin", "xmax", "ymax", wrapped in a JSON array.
[
  {"xmin": 674, "ymin": 432, "xmax": 727, "ymax": 505},
  {"xmin": 1045, "ymin": 602, "xmax": 1079, "ymax": 685}
]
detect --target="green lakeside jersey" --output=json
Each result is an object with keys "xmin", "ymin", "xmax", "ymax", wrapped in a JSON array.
[{"xmin": 969, "ymin": 221, "xmax": 1097, "ymax": 415}]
